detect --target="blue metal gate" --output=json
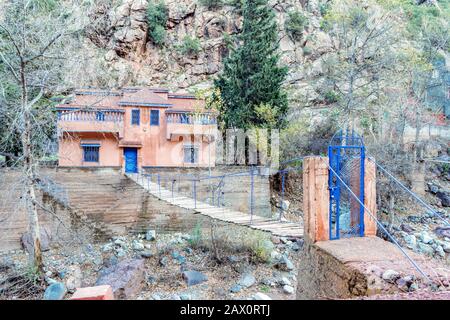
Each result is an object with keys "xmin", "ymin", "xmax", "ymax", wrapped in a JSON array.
[{"xmin": 328, "ymin": 129, "xmax": 365, "ymax": 240}]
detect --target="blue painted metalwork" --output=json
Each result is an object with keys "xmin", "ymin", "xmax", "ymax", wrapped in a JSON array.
[
  {"xmin": 328, "ymin": 129, "xmax": 365, "ymax": 240},
  {"xmin": 124, "ymin": 148, "xmax": 138, "ymax": 173}
]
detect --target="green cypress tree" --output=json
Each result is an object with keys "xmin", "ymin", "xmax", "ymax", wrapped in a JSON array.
[{"xmin": 214, "ymin": 0, "xmax": 288, "ymax": 130}]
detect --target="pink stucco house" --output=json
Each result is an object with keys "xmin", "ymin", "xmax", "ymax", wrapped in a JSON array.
[{"xmin": 57, "ymin": 87, "xmax": 217, "ymax": 172}]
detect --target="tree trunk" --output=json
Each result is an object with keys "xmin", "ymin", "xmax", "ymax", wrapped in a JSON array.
[{"xmin": 20, "ymin": 60, "xmax": 43, "ymax": 272}]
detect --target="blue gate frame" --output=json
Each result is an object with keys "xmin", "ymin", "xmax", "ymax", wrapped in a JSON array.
[{"xmin": 328, "ymin": 129, "xmax": 365, "ymax": 240}]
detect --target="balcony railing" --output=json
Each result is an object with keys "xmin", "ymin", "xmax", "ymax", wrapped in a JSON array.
[
  {"xmin": 57, "ymin": 110, "xmax": 124, "ymax": 123},
  {"xmin": 166, "ymin": 112, "xmax": 216, "ymax": 125}
]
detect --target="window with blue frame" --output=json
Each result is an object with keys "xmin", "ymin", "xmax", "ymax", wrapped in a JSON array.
[
  {"xmin": 150, "ymin": 110, "xmax": 159, "ymax": 126},
  {"xmin": 82, "ymin": 145, "xmax": 100, "ymax": 162},
  {"xmin": 96, "ymin": 111, "xmax": 105, "ymax": 121},
  {"xmin": 131, "ymin": 109, "xmax": 140, "ymax": 125}
]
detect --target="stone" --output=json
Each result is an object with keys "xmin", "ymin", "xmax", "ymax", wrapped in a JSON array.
[
  {"xmin": 70, "ymin": 285, "xmax": 114, "ymax": 300},
  {"xmin": 382, "ymin": 269, "xmax": 400, "ymax": 282},
  {"xmin": 140, "ymin": 250, "xmax": 153, "ymax": 258},
  {"xmin": 145, "ymin": 230, "xmax": 156, "ymax": 241},
  {"xmin": 275, "ymin": 255, "xmax": 295, "ymax": 271},
  {"xmin": 179, "ymin": 293, "xmax": 192, "ymax": 300},
  {"xmin": 132, "ymin": 240, "xmax": 144, "ymax": 251},
  {"xmin": 230, "ymin": 284, "xmax": 242, "ymax": 293},
  {"xmin": 253, "ymin": 292, "xmax": 272, "ymax": 300},
  {"xmin": 409, "ymin": 283, "xmax": 419, "ymax": 292},
  {"xmin": 270, "ymin": 250, "xmax": 282, "ymax": 261},
  {"xmin": 434, "ymin": 227, "xmax": 450, "ymax": 238},
  {"xmin": 435, "ymin": 245, "xmax": 445, "ymax": 258},
  {"xmin": 95, "ymin": 258, "xmax": 145, "ymax": 299},
  {"xmin": 419, "ymin": 231, "xmax": 433, "ymax": 244},
  {"xmin": 21, "ymin": 228, "xmax": 51, "ymax": 254},
  {"xmin": 238, "ymin": 272, "xmax": 256, "ymax": 288},
  {"xmin": 280, "ymin": 276, "xmax": 291, "ymax": 286},
  {"xmin": 147, "ymin": 275, "xmax": 157, "ymax": 285},
  {"xmin": 436, "ymin": 192, "xmax": 450, "ymax": 207},
  {"xmin": 114, "ymin": 238, "xmax": 127, "ymax": 247},
  {"xmin": 159, "ymin": 256, "xmax": 168, "ymax": 267},
  {"xmin": 400, "ymin": 224, "xmax": 415, "ymax": 233},
  {"xmin": 65, "ymin": 265, "xmax": 83, "ymax": 291},
  {"xmin": 182, "ymin": 270, "xmax": 208, "ymax": 286},
  {"xmin": 43, "ymin": 282, "xmax": 67, "ymax": 300},
  {"xmin": 442, "ymin": 242, "xmax": 450, "ymax": 253},
  {"xmin": 418, "ymin": 242, "xmax": 435, "ymax": 255},
  {"xmin": 428, "ymin": 183, "xmax": 439, "ymax": 194},
  {"xmin": 283, "ymin": 285, "xmax": 295, "ymax": 294},
  {"xmin": 171, "ymin": 251, "xmax": 186, "ymax": 264},
  {"xmin": 403, "ymin": 234, "xmax": 417, "ymax": 249},
  {"xmin": 396, "ymin": 278, "xmax": 409, "ymax": 291}
]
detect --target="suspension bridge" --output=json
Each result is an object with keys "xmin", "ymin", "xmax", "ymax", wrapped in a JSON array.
[
  {"xmin": 125, "ymin": 128, "xmax": 449, "ymax": 285},
  {"xmin": 126, "ymin": 171, "xmax": 304, "ymax": 238}
]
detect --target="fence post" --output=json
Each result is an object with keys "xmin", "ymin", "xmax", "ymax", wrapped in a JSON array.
[
  {"xmin": 172, "ymin": 179, "xmax": 175, "ymax": 200},
  {"xmin": 250, "ymin": 168, "xmax": 254, "ymax": 224},
  {"xmin": 158, "ymin": 174, "xmax": 161, "ymax": 197},
  {"xmin": 279, "ymin": 170, "xmax": 286, "ymax": 221},
  {"xmin": 193, "ymin": 180, "xmax": 197, "ymax": 209}
]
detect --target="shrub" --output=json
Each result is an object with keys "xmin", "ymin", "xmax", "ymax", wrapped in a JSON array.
[
  {"xmin": 147, "ymin": 1, "xmax": 168, "ymax": 46},
  {"xmin": 198, "ymin": 0, "xmax": 224, "ymax": 9},
  {"xmin": 188, "ymin": 222, "xmax": 203, "ymax": 248},
  {"xmin": 285, "ymin": 10, "xmax": 309, "ymax": 41},
  {"xmin": 178, "ymin": 36, "xmax": 202, "ymax": 56},
  {"xmin": 324, "ymin": 90, "xmax": 340, "ymax": 104}
]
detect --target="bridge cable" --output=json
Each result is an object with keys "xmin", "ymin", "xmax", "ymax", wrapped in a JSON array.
[
  {"xmin": 319, "ymin": 157, "xmax": 432, "ymax": 283},
  {"xmin": 368, "ymin": 158, "xmax": 449, "ymax": 227}
]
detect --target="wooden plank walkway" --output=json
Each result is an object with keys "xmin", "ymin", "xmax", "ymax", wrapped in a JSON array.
[{"xmin": 126, "ymin": 173, "xmax": 303, "ymax": 238}]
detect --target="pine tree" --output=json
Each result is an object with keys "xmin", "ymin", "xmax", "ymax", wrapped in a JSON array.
[{"xmin": 214, "ymin": 0, "xmax": 288, "ymax": 130}]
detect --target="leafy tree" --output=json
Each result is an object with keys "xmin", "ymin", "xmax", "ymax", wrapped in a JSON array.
[
  {"xmin": 214, "ymin": 0, "xmax": 288, "ymax": 130},
  {"xmin": 147, "ymin": 1, "xmax": 168, "ymax": 46}
]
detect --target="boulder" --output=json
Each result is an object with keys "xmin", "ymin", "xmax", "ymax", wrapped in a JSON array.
[
  {"xmin": 275, "ymin": 255, "xmax": 295, "ymax": 271},
  {"xmin": 96, "ymin": 258, "xmax": 145, "ymax": 299},
  {"xmin": 43, "ymin": 282, "xmax": 67, "ymax": 300},
  {"xmin": 403, "ymin": 234, "xmax": 417, "ymax": 249},
  {"xmin": 434, "ymin": 226, "xmax": 450, "ymax": 238},
  {"xmin": 382, "ymin": 269, "xmax": 400, "ymax": 283},
  {"xmin": 132, "ymin": 240, "xmax": 144, "ymax": 251},
  {"xmin": 230, "ymin": 284, "xmax": 242, "ymax": 293},
  {"xmin": 238, "ymin": 272, "xmax": 256, "ymax": 288},
  {"xmin": 21, "ymin": 228, "xmax": 51, "ymax": 254},
  {"xmin": 145, "ymin": 230, "xmax": 156, "ymax": 241},
  {"xmin": 182, "ymin": 270, "xmax": 208, "ymax": 286},
  {"xmin": 283, "ymin": 285, "xmax": 295, "ymax": 294},
  {"xmin": 419, "ymin": 231, "xmax": 433, "ymax": 244},
  {"xmin": 436, "ymin": 192, "xmax": 450, "ymax": 207},
  {"xmin": 417, "ymin": 242, "xmax": 434, "ymax": 256},
  {"xmin": 253, "ymin": 292, "xmax": 272, "ymax": 300}
]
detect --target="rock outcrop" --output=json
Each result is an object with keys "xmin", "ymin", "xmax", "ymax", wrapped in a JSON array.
[{"xmin": 82, "ymin": 0, "xmax": 331, "ymax": 94}]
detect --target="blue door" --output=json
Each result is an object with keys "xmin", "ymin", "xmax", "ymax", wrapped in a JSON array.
[{"xmin": 124, "ymin": 148, "xmax": 138, "ymax": 173}]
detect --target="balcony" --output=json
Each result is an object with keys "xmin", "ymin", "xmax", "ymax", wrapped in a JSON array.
[
  {"xmin": 57, "ymin": 110, "xmax": 124, "ymax": 137},
  {"xmin": 166, "ymin": 112, "xmax": 217, "ymax": 141}
]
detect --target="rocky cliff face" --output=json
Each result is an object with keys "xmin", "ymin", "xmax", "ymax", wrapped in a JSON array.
[{"xmin": 82, "ymin": 0, "xmax": 332, "ymax": 102}]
